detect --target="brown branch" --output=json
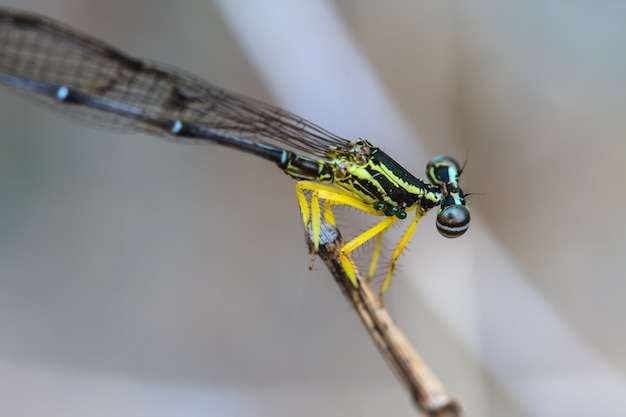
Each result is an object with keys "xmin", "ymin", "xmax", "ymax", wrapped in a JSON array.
[{"xmin": 307, "ymin": 221, "xmax": 465, "ymax": 417}]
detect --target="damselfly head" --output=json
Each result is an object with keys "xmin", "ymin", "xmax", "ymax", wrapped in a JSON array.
[{"xmin": 427, "ymin": 155, "xmax": 470, "ymax": 238}]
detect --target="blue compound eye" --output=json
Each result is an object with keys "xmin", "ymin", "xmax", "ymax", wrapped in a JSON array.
[{"xmin": 436, "ymin": 204, "xmax": 470, "ymax": 238}]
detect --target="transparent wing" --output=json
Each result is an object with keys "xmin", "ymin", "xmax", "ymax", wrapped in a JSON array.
[{"xmin": 0, "ymin": 9, "xmax": 348, "ymax": 158}]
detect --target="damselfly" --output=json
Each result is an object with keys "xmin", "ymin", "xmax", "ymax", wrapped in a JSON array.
[{"xmin": 0, "ymin": 9, "xmax": 470, "ymax": 301}]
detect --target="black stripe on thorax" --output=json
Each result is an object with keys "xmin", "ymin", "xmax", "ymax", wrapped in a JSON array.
[
  {"xmin": 371, "ymin": 148, "xmax": 425, "ymax": 189},
  {"xmin": 367, "ymin": 149, "xmax": 425, "ymax": 206}
]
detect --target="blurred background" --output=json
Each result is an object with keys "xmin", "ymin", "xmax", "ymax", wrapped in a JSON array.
[{"xmin": 1, "ymin": 1, "xmax": 625, "ymax": 416}]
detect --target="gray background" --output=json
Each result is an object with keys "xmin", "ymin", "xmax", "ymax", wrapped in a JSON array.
[{"xmin": 1, "ymin": 1, "xmax": 625, "ymax": 416}]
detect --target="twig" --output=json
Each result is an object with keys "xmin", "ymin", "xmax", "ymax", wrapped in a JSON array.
[{"xmin": 307, "ymin": 221, "xmax": 465, "ymax": 417}]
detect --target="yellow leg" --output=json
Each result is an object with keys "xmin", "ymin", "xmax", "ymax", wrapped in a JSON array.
[
  {"xmin": 296, "ymin": 181, "xmax": 386, "ymax": 287},
  {"xmin": 295, "ymin": 180, "xmax": 420, "ymax": 295},
  {"xmin": 296, "ymin": 180, "xmax": 379, "ymax": 212},
  {"xmin": 295, "ymin": 182, "xmax": 311, "ymax": 229},
  {"xmin": 310, "ymin": 188, "xmax": 322, "ymax": 251},
  {"xmin": 368, "ymin": 232, "xmax": 385, "ymax": 279},
  {"xmin": 378, "ymin": 209, "xmax": 424, "ymax": 303},
  {"xmin": 339, "ymin": 216, "xmax": 400, "ymax": 290},
  {"xmin": 340, "ymin": 215, "xmax": 398, "ymax": 253},
  {"xmin": 296, "ymin": 181, "xmax": 380, "ymax": 251},
  {"xmin": 322, "ymin": 199, "xmax": 335, "ymax": 226}
]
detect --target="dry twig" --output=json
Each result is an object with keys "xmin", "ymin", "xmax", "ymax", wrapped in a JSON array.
[{"xmin": 307, "ymin": 221, "xmax": 465, "ymax": 417}]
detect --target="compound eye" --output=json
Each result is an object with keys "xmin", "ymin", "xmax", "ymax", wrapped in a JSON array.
[
  {"xmin": 426, "ymin": 155, "xmax": 460, "ymax": 185},
  {"xmin": 436, "ymin": 204, "xmax": 470, "ymax": 238}
]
